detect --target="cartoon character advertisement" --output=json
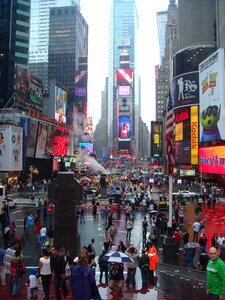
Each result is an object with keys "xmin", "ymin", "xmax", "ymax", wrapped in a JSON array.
[{"xmin": 199, "ymin": 49, "xmax": 225, "ymax": 143}]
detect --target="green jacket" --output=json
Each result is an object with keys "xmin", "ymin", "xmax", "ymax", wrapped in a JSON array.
[{"xmin": 207, "ymin": 257, "xmax": 225, "ymax": 296}]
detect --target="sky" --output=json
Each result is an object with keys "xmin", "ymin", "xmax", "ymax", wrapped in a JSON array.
[{"xmin": 80, "ymin": 0, "xmax": 170, "ymax": 130}]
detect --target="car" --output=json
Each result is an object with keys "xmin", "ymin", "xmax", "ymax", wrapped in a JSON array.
[
  {"xmin": 86, "ymin": 186, "xmax": 101, "ymax": 196},
  {"xmin": 172, "ymin": 190, "xmax": 199, "ymax": 198},
  {"xmin": 123, "ymin": 193, "xmax": 135, "ymax": 204},
  {"xmin": 107, "ymin": 187, "xmax": 124, "ymax": 198}
]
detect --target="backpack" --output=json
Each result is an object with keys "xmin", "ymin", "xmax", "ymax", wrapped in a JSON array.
[{"xmin": 87, "ymin": 244, "xmax": 93, "ymax": 253}]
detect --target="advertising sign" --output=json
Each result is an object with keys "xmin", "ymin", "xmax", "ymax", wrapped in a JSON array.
[
  {"xmin": 180, "ymin": 169, "xmax": 196, "ymax": 176},
  {"xmin": 52, "ymin": 127, "xmax": 69, "ymax": 157},
  {"xmin": 199, "ymin": 49, "xmax": 225, "ymax": 143},
  {"xmin": 190, "ymin": 106, "xmax": 198, "ymax": 165},
  {"xmin": 0, "ymin": 125, "xmax": 22, "ymax": 171},
  {"xmin": 45, "ymin": 125, "xmax": 55, "ymax": 156},
  {"xmin": 118, "ymin": 86, "xmax": 131, "ymax": 96},
  {"xmin": 27, "ymin": 121, "xmax": 38, "ymax": 157},
  {"xmin": 15, "ymin": 67, "xmax": 43, "ymax": 111},
  {"xmin": 116, "ymin": 69, "xmax": 133, "ymax": 86},
  {"xmin": 172, "ymin": 71, "xmax": 199, "ymax": 108},
  {"xmin": 55, "ymin": 86, "xmax": 67, "ymax": 123},
  {"xmin": 75, "ymin": 87, "xmax": 87, "ymax": 97},
  {"xmin": 75, "ymin": 71, "xmax": 88, "ymax": 87},
  {"xmin": 118, "ymin": 140, "xmax": 130, "ymax": 152},
  {"xmin": 35, "ymin": 123, "xmax": 48, "ymax": 159},
  {"xmin": 119, "ymin": 116, "xmax": 130, "ymax": 139},
  {"xmin": 20, "ymin": 118, "xmax": 31, "ymax": 166},
  {"xmin": 199, "ymin": 146, "xmax": 225, "ymax": 174}
]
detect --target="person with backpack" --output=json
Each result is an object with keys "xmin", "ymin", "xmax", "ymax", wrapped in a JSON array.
[
  {"xmin": 98, "ymin": 249, "xmax": 108, "ymax": 285},
  {"xmin": 138, "ymin": 249, "xmax": 150, "ymax": 292},
  {"xmin": 10, "ymin": 249, "xmax": 25, "ymax": 297},
  {"xmin": 87, "ymin": 239, "xmax": 96, "ymax": 257}
]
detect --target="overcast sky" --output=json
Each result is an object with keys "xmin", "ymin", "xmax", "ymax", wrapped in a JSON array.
[{"xmin": 80, "ymin": 0, "xmax": 170, "ymax": 130}]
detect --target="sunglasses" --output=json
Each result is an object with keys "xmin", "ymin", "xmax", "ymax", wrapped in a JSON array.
[{"xmin": 202, "ymin": 105, "xmax": 219, "ymax": 120}]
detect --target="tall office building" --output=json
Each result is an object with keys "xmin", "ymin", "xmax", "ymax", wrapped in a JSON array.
[
  {"xmin": 108, "ymin": 0, "xmax": 139, "ymax": 158},
  {"xmin": 0, "ymin": 0, "xmax": 31, "ymax": 108},
  {"xmin": 29, "ymin": 0, "xmax": 80, "ymax": 88},
  {"xmin": 156, "ymin": 11, "xmax": 168, "ymax": 66}
]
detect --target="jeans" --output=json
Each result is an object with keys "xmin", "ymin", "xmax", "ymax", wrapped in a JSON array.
[
  {"xmin": 80, "ymin": 214, "xmax": 85, "ymax": 224},
  {"xmin": 185, "ymin": 259, "xmax": 194, "ymax": 270},
  {"xmin": 141, "ymin": 270, "xmax": 148, "ymax": 288},
  {"xmin": 148, "ymin": 270, "xmax": 154, "ymax": 285},
  {"xmin": 200, "ymin": 245, "xmax": 207, "ymax": 253},
  {"xmin": 193, "ymin": 231, "xmax": 199, "ymax": 242},
  {"xmin": 11, "ymin": 275, "xmax": 23, "ymax": 296},
  {"xmin": 47, "ymin": 214, "xmax": 53, "ymax": 225},
  {"xmin": 143, "ymin": 229, "xmax": 147, "ymax": 241},
  {"xmin": 99, "ymin": 268, "xmax": 108, "ymax": 284},
  {"xmin": 41, "ymin": 274, "xmax": 51, "ymax": 299},
  {"xmin": 54, "ymin": 274, "xmax": 67, "ymax": 298},
  {"xmin": 28, "ymin": 224, "xmax": 33, "ymax": 234},
  {"xmin": 209, "ymin": 294, "xmax": 220, "ymax": 300},
  {"xmin": 126, "ymin": 268, "xmax": 136, "ymax": 288},
  {"xmin": 126, "ymin": 229, "xmax": 132, "ymax": 240},
  {"xmin": 36, "ymin": 233, "xmax": 40, "ymax": 243},
  {"xmin": 40, "ymin": 235, "xmax": 46, "ymax": 247}
]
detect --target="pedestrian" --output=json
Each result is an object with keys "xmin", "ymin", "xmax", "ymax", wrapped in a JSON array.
[
  {"xmin": 199, "ymin": 233, "xmax": 209, "ymax": 253},
  {"xmin": 146, "ymin": 242, "xmax": 159, "ymax": 286},
  {"xmin": 108, "ymin": 263, "xmax": 124, "ymax": 296},
  {"xmin": 173, "ymin": 228, "xmax": 182, "ymax": 254},
  {"xmin": 47, "ymin": 202, "xmax": 54, "ymax": 225},
  {"xmin": 40, "ymin": 226, "xmax": 47, "ymax": 248},
  {"xmin": 71, "ymin": 252, "xmax": 97, "ymax": 300},
  {"xmin": 207, "ymin": 198, "xmax": 211, "ymax": 209},
  {"xmin": 142, "ymin": 217, "xmax": 148, "ymax": 243},
  {"xmin": 98, "ymin": 249, "xmax": 109, "ymax": 285},
  {"xmin": 108, "ymin": 222, "xmax": 117, "ymax": 244},
  {"xmin": 199, "ymin": 250, "xmax": 209, "ymax": 271},
  {"xmin": 150, "ymin": 216, "xmax": 156, "ymax": 234},
  {"xmin": 39, "ymin": 249, "xmax": 52, "ymax": 300},
  {"xmin": 27, "ymin": 213, "xmax": 34, "ymax": 235},
  {"xmin": 125, "ymin": 245, "xmax": 139, "ymax": 290},
  {"xmin": 212, "ymin": 233, "xmax": 218, "ymax": 249},
  {"xmin": 47, "ymin": 225, "xmax": 54, "ymax": 247},
  {"xmin": 80, "ymin": 205, "xmax": 85, "ymax": 224},
  {"xmin": 60, "ymin": 247, "xmax": 72, "ymax": 298},
  {"xmin": 207, "ymin": 247, "xmax": 225, "ymax": 300},
  {"xmin": 149, "ymin": 229, "xmax": 158, "ymax": 248},
  {"xmin": 0, "ymin": 247, "xmax": 5, "ymax": 286},
  {"xmin": 117, "ymin": 241, "xmax": 126, "ymax": 253},
  {"xmin": 103, "ymin": 206, "xmax": 108, "ymax": 226},
  {"xmin": 102, "ymin": 231, "xmax": 112, "ymax": 252},
  {"xmin": 192, "ymin": 219, "xmax": 201, "ymax": 242},
  {"xmin": 217, "ymin": 234, "xmax": 225, "ymax": 249},
  {"xmin": 126, "ymin": 218, "xmax": 133, "ymax": 241},
  {"xmin": 34, "ymin": 221, "xmax": 42, "ymax": 244},
  {"xmin": 10, "ymin": 249, "xmax": 25, "ymax": 297},
  {"xmin": 87, "ymin": 238, "xmax": 96, "ymax": 257},
  {"xmin": 138, "ymin": 249, "xmax": 150, "ymax": 293},
  {"xmin": 50, "ymin": 246, "xmax": 66, "ymax": 300},
  {"xmin": 182, "ymin": 230, "xmax": 189, "ymax": 245},
  {"xmin": 27, "ymin": 268, "xmax": 38, "ymax": 299},
  {"xmin": 179, "ymin": 207, "xmax": 184, "ymax": 224},
  {"xmin": 184, "ymin": 247, "xmax": 195, "ymax": 270}
]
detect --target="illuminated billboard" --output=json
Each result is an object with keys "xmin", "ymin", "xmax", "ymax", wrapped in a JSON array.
[
  {"xmin": 75, "ymin": 71, "xmax": 88, "ymax": 87},
  {"xmin": 27, "ymin": 121, "xmax": 38, "ymax": 157},
  {"xmin": 52, "ymin": 127, "xmax": 69, "ymax": 157},
  {"xmin": 199, "ymin": 146, "xmax": 225, "ymax": 174},
  {"xmin": 35, "ymin": 123, "xmax": 48, "ymax": 159},
  {"xmin": 199, "ymin": 49, "xmax": 225, "ymax": 143},
  {"xmin": 119, "ymin": 116, "xmax": 130, "ymax": 139},
  {"xmin": 116, "ymin": 69, "xmax": 133, "ymax": 86},
  {"xmin": 180, "ymin": 169, "xmax": 196, "ymax": 176},
  {"xmin": 118, "ymin": 86, "xmax": 131, "ymax": 96},
  {"xmin": 15, "ymin": 67, "xmax": 43, "ymax": 111},
  {"xmin": 190, "ymin": 106, "xmax": 198, "ymax": 165},
  {"xmin": 75, "ymin": 87, "xmax": 87, "ymax": 97},
  {"xmin": 151, "ymin": 121, "xmax": 163, "ymax": 157},
  {"xmin": 55, "ymin": 86, "xmax": 67, "ymax": 123},
  {"xmin": 172, "ymin": 71, "xmax": 199, "ymax": 108},
  {"xmin": 79, "ymin": 142, "xmax": 94, "ymax": 154},
  {"xmin": 118, "ymin": 140, "xmax": 130, "ymax": 152},
  {"xmin": 45, "ymin": 125, "xmax": 55, "ymax": 156},
  {"xmin": 0, "ymin": 125, "xmax": 22, "ymax": 171}
]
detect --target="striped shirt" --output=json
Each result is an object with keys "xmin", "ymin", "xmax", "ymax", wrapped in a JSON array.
[{"xmin": 3, "ymin": 248, "xmax": 16, "ymax": 274}]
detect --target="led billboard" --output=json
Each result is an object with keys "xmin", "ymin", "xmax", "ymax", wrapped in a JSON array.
[
  {"xmin": 116, "ymin": 69, "xmax": 133, "ymax": 86},
  {"xmin": 180, "ymin": 169, "xmax": 196, "ymax": 176},
  {"xmin": 199, "ymin": 49, "xmax": 225, "ymax": 143},
  {"xmin": 27, "ymin": 121, "xmax": 38, "ymax": 157},
  {"xmin": 52, "ymin": 127, "xmax": 69, "ymax": 157},
  {"xmin": 35, "ymin": 123, "xmax": 48, "ymax": 159},
  {"xmin": 79, "ymin": 142, "xmax": 94, "ymax": 154},
  {"xmin": 15, "ymin": 67, "xmax": 43, "ymax": 111},
  {"xmin": 118, "ymin": 140, "xmax": 130, "ymax": 152},
  {"xmin": 118, "ymin": 86, "xmax": 131, "ymax": 96},
  {"xmin": 75, "ymin": 71, "xmax": 88, "ymax": 87},
  {"xmin": 172, "ymin": 71, "xmax": 199, "ymax": 108},
  {"xmin": 119, "ymin": 116, "xmax": 130, "ymax": 139},
  {"xmin": 199, "ymin": 146, "xmax": 225, "ymax": 174},
  {"xmin": 55, "ymin": 86, "xmax": 67, "ymax": 123}
]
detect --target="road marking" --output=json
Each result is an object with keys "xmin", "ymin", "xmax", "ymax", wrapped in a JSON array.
[{"xmin": 11, "ymin": 210, "xmax": 21, "ymax": 214}]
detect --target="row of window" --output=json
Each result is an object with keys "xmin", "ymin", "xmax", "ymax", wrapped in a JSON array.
[
  {"xmin": 51, "ymin": 8, "xmax": 76, "ymax": 16},
  {"xmin": 17, "ymin": 3, "xmax": 30, "ymax": 13},
  {"xmin": 16, "ymin": 13, "xmax": 29, "ymax": 23},
  {"xmin": 16, "ymin": 24, "xmax": 29, "ymax": 33},
  {"xmin": 16, "ymin": 45, "xmax": 28, "ymax": 54}
]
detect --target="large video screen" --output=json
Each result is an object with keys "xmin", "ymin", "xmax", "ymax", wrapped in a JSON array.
[
  {"xmin": 55, "ymin": 86, "xmax": 67, "ymax": 123},
  {"xmin": 118, "ymin": 86, "xmax": 131, "ymax": 96},
  {"xmin": 199, "ymin": 146, "xmax": 225, "ymax": 174},
  {"xmin": 35, "ymin": 123, "xmax": 48, "ymax": 159},
  {"xmin": 15, "ymin": 67, "xmax": 43, "ymax": 111},
  {"xmin": 119, "ymin": 116, "xmax": 130, "ymax": 139},
  {"xmin": 116, "ymin": 69, "xmax": 133, "ymax": 86},
  {"xmin": 52, "ymin": 127, "xmax": 69, "ymax": 157},
  {"xmin": 75, "ymin": 71, "xmax": 88, "ymax": 87}
]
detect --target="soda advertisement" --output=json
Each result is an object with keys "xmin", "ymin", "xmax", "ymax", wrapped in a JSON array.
[
  {"xmin": 199, "ymin": 146, "xmax": 225, "ymax": 174},
  {"xmin": 35, "ymin": 123, "xmax": 48, "ymax": 159},
  {"xmin": 27, "ymin": 121, "xmax": 38, "ymax": 157},
  {"xmin": 0, "ymin": 125, "xmax": 22, "ymax": 171},
  {"xmin": 55, "ymin": 86, "xmax": 67, "ymax": 123},
  {"xmin": 116, "ymin": 69, "xmax": 133, "ymax": 86},
  {"xmin": 199, "ymin": 49, "xmax": 225, "ymax": 143},
  {"xmin": 119, "ymin": 116, "xmax": 130, "ymax": 139},
  {"xmin": 52, "ymin": 127, "xmax": 69, "ymax": 157},
  {"xmin": 15, "ymin": 67, "xmax": 43, "ymax": 111},
  {"xmin": 172, "ymin": 71, "xmax": 199, "ymax": 108}
]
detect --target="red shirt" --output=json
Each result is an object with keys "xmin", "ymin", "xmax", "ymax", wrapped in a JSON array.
[{"xmin": 173, "ymin": 232, "xmax": 181, "ymax": 243}]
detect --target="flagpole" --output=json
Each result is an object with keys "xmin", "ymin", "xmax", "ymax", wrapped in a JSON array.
[{"xmin": 168, "ymin": 174, "xmax": 173, "ymax": 228}]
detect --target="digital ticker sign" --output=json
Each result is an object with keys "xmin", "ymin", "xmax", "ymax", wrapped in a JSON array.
[{"xmin": 199, "ymin": 146, "xmax": 225, "ymax": 174}]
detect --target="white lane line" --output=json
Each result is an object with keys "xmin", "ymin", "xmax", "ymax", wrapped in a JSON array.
[{"xmin": 11, "ymin": 210, "xmax": 22, "ymax": 214}]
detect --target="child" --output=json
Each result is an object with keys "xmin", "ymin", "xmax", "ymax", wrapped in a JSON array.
[{"xmin": 27, "ymin": 268, "xmax": 38, "ymax": 299}]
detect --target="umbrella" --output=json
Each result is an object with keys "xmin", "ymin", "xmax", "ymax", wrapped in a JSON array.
[
  {"xmin": 149, "ymin": 210, "xmax": 158, "ymax": 214},
  {"xmin": 101, "ymin": 251, "xmax": 134, "ymax": 263},
  {"xmin": 184, "ymin": 242, "xmax": 199, "ymax": 249}
]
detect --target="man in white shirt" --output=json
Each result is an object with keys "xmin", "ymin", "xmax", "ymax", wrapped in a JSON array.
[
  {"xmin": 192, "ymin": 220, "xmax": 201, "ymax": 242},
  {"xmin": 217, "ymin": 234, "xmax": 225, "ymax": 249}
]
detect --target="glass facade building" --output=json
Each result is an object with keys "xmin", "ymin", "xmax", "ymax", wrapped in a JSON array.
[
  {"xmin": 29, "ymin": 0, "xmax": 80, "ymax": 88},
  {"xmin": 156, "ymin": 11, "xmax": 168, "ymax": 66},
  {"xmin": 108, "ymin": 0, "xmax": 139, "ymax": 153}
]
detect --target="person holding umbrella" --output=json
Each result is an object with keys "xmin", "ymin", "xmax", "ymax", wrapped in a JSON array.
[{"xmin": 108, "ymin": 263, "xmax": 124, "ymax": 296}]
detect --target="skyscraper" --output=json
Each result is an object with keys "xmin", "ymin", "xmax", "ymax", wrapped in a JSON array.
[
  {"xmin": 108, "ymin": 0, "xmax": 139, "ymax": 157},
  {"xmin": 29, "ymin": 0, "xmax": 80, "ymax": 88},
  {"xmin": 156, "ymin": 11, "xmax": 168, "ymax": 66}
]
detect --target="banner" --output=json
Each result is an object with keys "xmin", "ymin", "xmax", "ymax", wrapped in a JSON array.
[
  {"xmin": 199, "ymin": 146, "xmax": 225, "ymax": 174},
  {"xmin": 35, "ymin": 123, "xmax": 48, "ymax": 159},
  {"xmin": 190, "ymin": 106, "xmax": 198, "ymax": 165},
  {"xmin": 27, "ymin": 121, "xmax": 38, "ymax": 157}
]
